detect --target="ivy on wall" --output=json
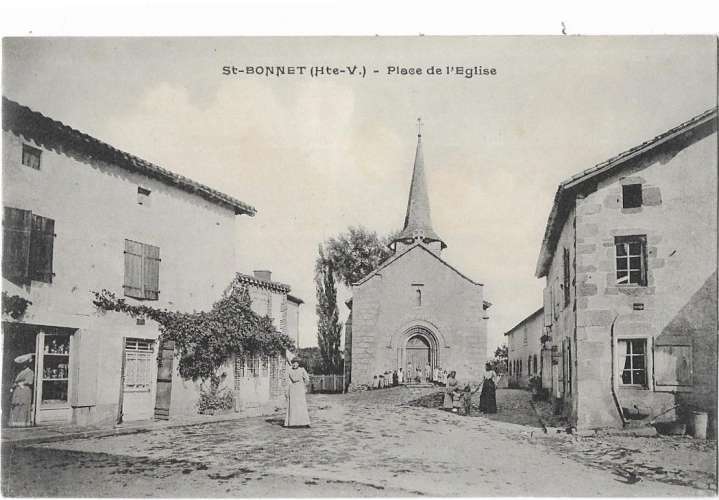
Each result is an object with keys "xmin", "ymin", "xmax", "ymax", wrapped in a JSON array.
[
  {"xmin": 2, "ymin": 292, "xmax": 32, "ymax": 320},
  {"xmin": 92, "ymin": 276, "xmax": 295, "ymax": 384}
]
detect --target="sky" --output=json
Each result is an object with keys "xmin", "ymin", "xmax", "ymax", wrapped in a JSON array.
[{"xmin": 2, "ymin": 36, "xmax": 716, "ymax": 353}]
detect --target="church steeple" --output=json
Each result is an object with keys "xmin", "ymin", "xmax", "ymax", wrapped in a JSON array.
[{"xmin": 391, "ymin": 122, "xmax": 446, "ymax": 253}]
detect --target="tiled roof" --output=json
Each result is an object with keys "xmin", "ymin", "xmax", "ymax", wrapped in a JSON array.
[
  {"xmin": 535, "ymin": 107, "xmax": 718, "ymax": 278},
  {"xmin": 2, "ymin": 97, "xmax": 257, "ymax": 216},
  {"xmin": 503, "ymin": 307, "xmax": 543, "ymax": 336},
  {"xmin": 235, "ymin": 273, "xmax": 291, "ymax": 293},
  {"xmin": 287, "ymin": 293, "xmax": 304, "ymax": 305}
]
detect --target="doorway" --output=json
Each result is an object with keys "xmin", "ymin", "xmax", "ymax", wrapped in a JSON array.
[
  {"xmin": 397, "ymin": 326, "xmax": 438, "ymax": 383},
  {"xmin": 2, "ymin": 323, "xmax": 38, "ymax": 427}
]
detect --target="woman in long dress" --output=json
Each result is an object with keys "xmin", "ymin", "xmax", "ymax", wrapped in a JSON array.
[
  {"xmin": 442, "ymin": 371, "xmax": 458, "ymax": 411},
  {"xmin": 10, "ymin": 357, "xmax": 34, "ymax": 427},
  {"xmin": 284, "ymin": 358, "xmax": 310, "ymax": 427},
  {"xmin": 478, "ymin": 362, "xmax": 500, "ymax": 414}
]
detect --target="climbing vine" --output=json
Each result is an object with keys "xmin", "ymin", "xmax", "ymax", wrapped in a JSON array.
[
  {"xmin": 2, "ymin": 292, "xmax": 32, "ymax": 320},
  {"xmin": 92, "ymin": 276, "xmax": 295, "ymax": 384}
]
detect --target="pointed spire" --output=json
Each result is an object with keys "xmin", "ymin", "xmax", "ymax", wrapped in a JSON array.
[{"xmin": 391, "ymin": 123, "xmax": 446, "ymax": 250}]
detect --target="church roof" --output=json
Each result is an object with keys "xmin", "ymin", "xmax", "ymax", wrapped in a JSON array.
[
  {"xmin": 391, "ymin": 134, "xmax": 446, "ymax": 249},
  {"xmin": 354, "ymin": 242, "xmax": 486, "ymax": 297}
]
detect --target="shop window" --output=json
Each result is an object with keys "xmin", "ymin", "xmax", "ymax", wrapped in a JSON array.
[
  {"xmin": 615, "ymin": 235, "xmax": 647, "ymax": 286},
  {"xmin": 2, "ymin": 207, "xmax": 55, "ymax": 284},
  {"xmin": 124, "ymin": 338, "xmax": 154, "ymax": 392},
  {"xmin": 622, "ymin": 184, "xmax": 642, "ymax": 209},
  {"xmin": 22, "ymin": 144, "xmax": 42, "ymax": 170},
  {"xmin": 124, "ymin": 239, "xmax": 160, "ymax": 300},
  {"xmin": 618, "ymin": 338, "xmax": 647, "ymax": 387}
]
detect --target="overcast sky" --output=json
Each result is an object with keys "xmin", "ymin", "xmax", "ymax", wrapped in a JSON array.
[{"xmin": 3, "ymin": 36, "xmax": 716, "ymax": 353}]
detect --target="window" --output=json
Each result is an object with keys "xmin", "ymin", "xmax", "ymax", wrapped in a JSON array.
[
  {"xmin": 533, "ymin": 354, "xmax": 538, "ymax": 375},
  {"xmin": 615, "ymin": 235, "xmax": 647, "ymax": 286},
  {"xmin": 622, "ymin": 184, "xmax": 642, "ymax": 209},
  {"xmin": 21, "ymin": 144, "xmax": 41, "ymax": 170},
  {"xmin": 124, "ymin": 338, "xmax": 155, "ymax": 392},
  {"xmin": 137, "ymin": 186, "xmax": 151, "ymax": 206},
  {"xmin": 416, "ymin": 289, "xmax": 422, "ymax": 306},
  {"xmin": 234, "ymin": 354, "xmax": 268, "ymax": 387},
  {"xmin": 2, "ymin": 207, "xmax": 55, "ymax": 284},
  {"xmin": 528, "ymin": 356, "xmax": 532, "ymax": 375},
  {"xmin": 563, "ymin": 248, "xmax": 571, "ymax": 306},
  {"xmin": 124, "ymin": 239, "xmax": 160, "ymax": 300},
  {"xmin": 619, "ymin": 339, "xmax": 647, "ymax": 386}
]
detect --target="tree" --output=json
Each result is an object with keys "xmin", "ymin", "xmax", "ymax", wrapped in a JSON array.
[
  {"xmin": 323, "ymin": 226, "xmax": 397, "ymax": 287},
  {"xmin": 92, "ymin": 277, "xmax": 294, "ymax": 383},
  {"xmin": 315, "ymin": 246, "xmax": 343, "ymax": 374},
  {"xmin": 488, "ymin": 344, "xmax": 508, "ymax": 374}
]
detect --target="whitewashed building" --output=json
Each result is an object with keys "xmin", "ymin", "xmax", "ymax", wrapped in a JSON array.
[{"xmin": 2, "ymin": 97, "xmax": 256, "ymax": 427}]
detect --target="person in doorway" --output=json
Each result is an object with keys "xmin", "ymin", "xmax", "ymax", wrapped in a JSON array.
[
  {"xmin": 284, "ymin": 358, "xmax": 311, "ymax": 428},
  {"xmin": 424, "ymin": 363, "xmax": 432, "ymax": 383},
  {"xmin": 398, "ymin": 368, "xmax": 404, "ymax": 385},
  {"xmin": 415, "ymin": 366, "xmax": 422, "ymax": 383},
  {"xmin": 442, "ymin": 371, "xmax": 459, "ymax": 411},
  {"xmin": 433, "ymin": 366, "xmax": 440, "ymax": 385},
  {"xmin": 371, "ymin": 375, "xmax": 379, "ymax": 390},
  {"xmin": 406, "ymin": 362, "xmax": 413, "ymax": 383},
  {"xmin": 392, "ymin": 370, "xmax": 398, "ymax": 386},
  {"xmin": 9, "ymin": 355, "xmax": 35, "ymax": 427},
  {"xmin": 478, "ymin": 362, "xmax": 500, "ymax": 414}
]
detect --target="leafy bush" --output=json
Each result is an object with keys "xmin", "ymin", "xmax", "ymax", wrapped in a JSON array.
[{"xmin": 198, "ymin": 377, "xmax": 234, "ymax": 414}]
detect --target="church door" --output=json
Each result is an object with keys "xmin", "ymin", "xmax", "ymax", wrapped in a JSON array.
[{"xmin": 405, "ymin": 335, "xmax": 431, "ymax": 382}]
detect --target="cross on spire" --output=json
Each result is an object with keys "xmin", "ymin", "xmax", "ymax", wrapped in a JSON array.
[{"xmin": 417, "ymin": 117, "xmax": 423, "ymax": 137}]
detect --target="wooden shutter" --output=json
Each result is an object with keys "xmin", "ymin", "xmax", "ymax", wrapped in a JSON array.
[
  {"xmin": 124, "ymin": 240, "xmax": 144, "ymax": 298},
  {"xmin": 2, "ymin": 207, "xmax": 32, "ymax": 284},
  {"xmin": 30, "ymin": 214, "xmax": 55, "ymax": 282},
  {"xmin": 142, "ymin": 244, "xmax": 160, "ymax": 300},
  {"xmin": 543, "ymin": 286, "xmax": 553, "ymax": 327},
  {"xmin": 654, "ymin": 342, "xmax": 692, "ymax": 389}
]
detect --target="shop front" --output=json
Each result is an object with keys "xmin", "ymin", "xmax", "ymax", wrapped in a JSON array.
[{"xmin": 2, "ymin": 323, "xmax": 77, "ymax": 427}]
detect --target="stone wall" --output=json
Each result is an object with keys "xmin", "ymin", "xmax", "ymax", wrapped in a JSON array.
[
  {"xmin": 351, "ymin": 244, "xmax": 487, "ymax": 387},
  {"xmin": 556, "ymin": 128, "xmax": 717, "ymax": 430},
  {"xmin": 506, "ymin": 310, "xmax": 543, "ymax": 388}
]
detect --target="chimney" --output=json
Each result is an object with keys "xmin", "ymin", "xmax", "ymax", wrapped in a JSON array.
[{"xmin": 253, "ymin": 270, "xmax": 272, "ymax": 282}]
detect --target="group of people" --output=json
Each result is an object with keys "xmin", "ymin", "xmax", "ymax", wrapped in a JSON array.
[
  {"xmin": 370, "ymin": 363, "xmax": 454, "ymax": 388},
  {"xmin": 442, "ymin": 363, "xmax": 501, "ymax": 416}
]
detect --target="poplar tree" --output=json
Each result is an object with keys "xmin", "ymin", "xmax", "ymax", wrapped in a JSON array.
[{"xmin": 315, "ymin": 246, "xmax": 343, "ymax": 374}]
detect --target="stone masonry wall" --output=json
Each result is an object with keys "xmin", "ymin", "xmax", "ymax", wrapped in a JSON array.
[
  {"xmin": 351, "ymin": 245, "xmax": 487, "ymax": 387},
  {"xmin": 572, "ymin": 130, "xmax": 717, "ymax": 430}
]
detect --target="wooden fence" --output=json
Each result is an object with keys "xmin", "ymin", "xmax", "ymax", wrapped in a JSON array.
[{"xmin": 309, "ymin": 374, "xmax": 345, "ymax": 393}]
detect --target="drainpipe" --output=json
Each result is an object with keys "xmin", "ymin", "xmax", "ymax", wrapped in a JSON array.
[{"xmin": 610, "ymin": 314, "xmax": 628, "ymax": 427}]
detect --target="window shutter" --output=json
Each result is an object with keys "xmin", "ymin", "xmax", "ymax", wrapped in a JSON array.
[
  {"xmin": 124, "ymin": 240, "xmax": 144, "ymax": 298},
  {"xmin": 2, "ymin": 207, "xmax": 32, "ymax": 284},
  {"xmin": 654, "ymin": 342, "xmax": 692, "ymax": 389},
  {"xmin": 142, "ymin": 243, "xmax": 160, "ymax": 300},
  {"xmin": 543, "ymin": 286, "xmax": 553, "ymax": 327},
  {"xmin": 30, "ymin": 214, "xmax": 55, "ymax": 283}
]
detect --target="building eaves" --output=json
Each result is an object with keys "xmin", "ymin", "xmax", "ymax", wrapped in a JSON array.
[
  {"xmin": 503, "ymin": 307, "xmax": 544, "ymax": 336},
  {"xmin": 2, "ymin": 97, "xmax": 257, "ymax": 216},
  {"xmin": 287, "ymin": 293, "xmax": 304, "ymax": 305},
  {"xmin": 235, "ymin": 273, "xmax": 290, "ymax": 293},
  {"xmin": 535, "ymin": 107, "xmax": 718, "ymax": 278},
  {"xmin": 353, "ymin": 242, "xmax": 483, "ymax": 287}
]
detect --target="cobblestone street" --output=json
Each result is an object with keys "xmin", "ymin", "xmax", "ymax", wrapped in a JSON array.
[{"xmin": 2, "ymin": 388, "xmax": 716, "ymax": 497}]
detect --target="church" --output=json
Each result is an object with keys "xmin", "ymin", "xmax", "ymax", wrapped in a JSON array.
[{"xmin": 346, "ymin": 130, "xmax": 491, "ymax": 388}]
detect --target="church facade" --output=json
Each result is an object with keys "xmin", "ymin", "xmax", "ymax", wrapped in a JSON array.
[{"xmin": 347, "ymin": 133, "xmax": 491, "ymax": 388}]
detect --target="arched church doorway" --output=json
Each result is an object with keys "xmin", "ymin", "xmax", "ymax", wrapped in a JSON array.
[{"xmin": 397, "ymin": 326, "xmax": 438, "ymax": 382}]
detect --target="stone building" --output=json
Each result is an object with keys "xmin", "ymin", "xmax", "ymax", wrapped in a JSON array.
[
  {"xmin": 225, "ymin": 271, "xmax": 302, "ymax": 415},
  {"xmin": 504, "ymin": 307, "xmax": 543, "ymax": 389},
  {"xmin": 348, "ymin": 133, "xmax": 491, "ymax": 387},
  {"xmin": 535, "ymin": 107, "xmax": 717, "ymax": 433},
  {"xmin": 1, "ymin": 97, "xmax": 258, "ymax": 427}
]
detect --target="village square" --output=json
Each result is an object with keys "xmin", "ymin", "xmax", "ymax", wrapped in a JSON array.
[{"xmin": 1, "ymin": 37, "xmax": 717, "ymax": 496}]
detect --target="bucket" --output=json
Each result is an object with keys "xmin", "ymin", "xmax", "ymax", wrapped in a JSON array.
[{"xmin": 689, "ymin": 411, "xmax": 708, "ymax": 439}]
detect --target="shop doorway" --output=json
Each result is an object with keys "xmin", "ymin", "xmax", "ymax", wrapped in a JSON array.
[{"xmin": 2, "ymin": 323, "xmax": 38, "ymax": 427}]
